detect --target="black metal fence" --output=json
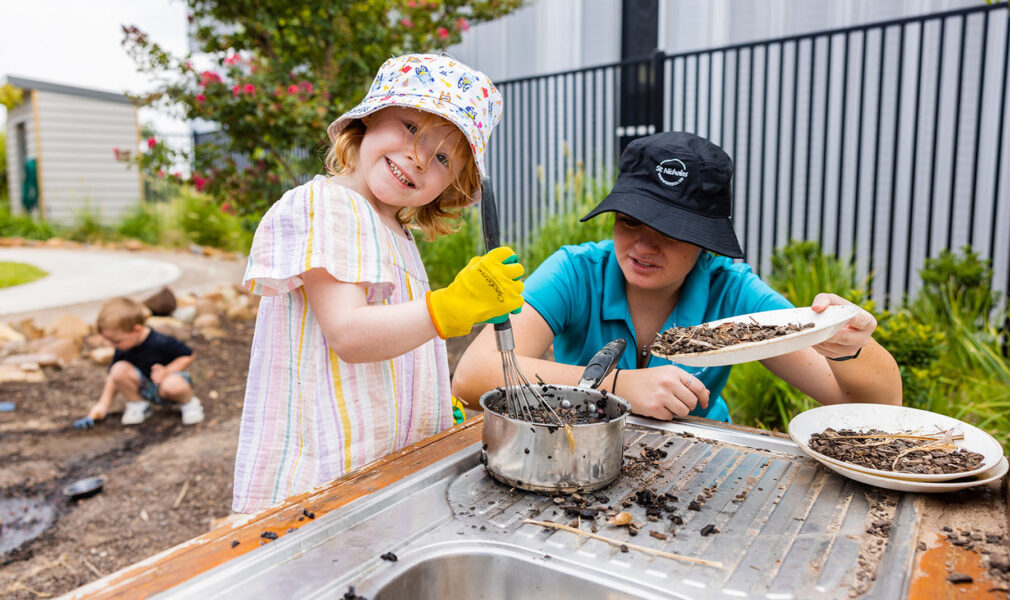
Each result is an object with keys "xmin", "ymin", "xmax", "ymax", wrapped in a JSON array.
[{"xmin": 486, "ymin": 3, "xmax": 1010, "ymax": 308}]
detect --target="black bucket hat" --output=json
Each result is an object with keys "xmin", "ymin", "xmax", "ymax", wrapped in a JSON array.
[{"xmin": 581, "ymin": 131, "xmax": 744, "ymax": 258}]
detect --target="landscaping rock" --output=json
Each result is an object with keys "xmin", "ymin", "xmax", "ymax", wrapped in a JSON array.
[
  {"xmin": 146, "ymin": 316, "xmax": 190, "ymax": 342},
  {"xmin": 0, "ymin": 363, "xmax": 45, "ymax": 384},
  {"xmin": 195, "ymin": 298, "xmax": 219, "ymax": 317},
  {"xmin": 0, "ymin": 322, "xmax": 26, "ymax": 344},
  {"xmin": 29, "ymin": 337, "xmax": 79, "ymax": 362},
  {"xmin": 172, "ymin": 305, "xmax": 198, "ymax": 324},
  {"xmin": 144, "ymin": 287, "xmax": 178, "ymax": 317},
  {"xmin": 89, "ymin": 346, "xmax": 115, "ymax": 366},
  {"xmin": 193, "ymin": 313, "xmax": 221, "ymax": 330},
  {"xmin": 45, "ymin": 314, "xmax": 91, "ymax": 343},
  {"xmin": 83, "ymin": 333, "xmax": 112, "ymax": 351},
  {"xmin": 2, "ymin": 352, "xmax": 63, "ymax": 368},
  {"xmin": 17, "ymin": 318, "xmax": 45, "ymax": 340}
]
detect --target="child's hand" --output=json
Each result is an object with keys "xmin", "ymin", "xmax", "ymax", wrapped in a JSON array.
[
  {"xmin": 87, "ymin": 402, "xmax": 108, "ymax": 421},
  {"xmin": 150, "ymin": 364, "xmax": 166, "ymax": 385},
  {"xmin": 426, "ymin": 247, "xmax": 525, "ymax": 338}
]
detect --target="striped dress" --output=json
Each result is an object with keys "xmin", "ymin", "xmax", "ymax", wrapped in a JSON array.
[{"xmin": 232, "ymin": 176, "xmax": 452, "ymax": 513}]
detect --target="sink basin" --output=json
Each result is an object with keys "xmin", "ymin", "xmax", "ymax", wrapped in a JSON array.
[{"xmin": 370, "ymin": 543, "xmax": 677, "ymax": 600}]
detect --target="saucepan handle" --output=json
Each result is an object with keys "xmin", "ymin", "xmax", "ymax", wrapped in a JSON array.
[{"xmin": 578, "ymin": 338, "xmax": 627, "ymax": 389}]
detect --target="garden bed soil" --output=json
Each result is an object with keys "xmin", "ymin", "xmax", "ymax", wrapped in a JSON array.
[{"xmin": 0, "ymin": 319, "xmax": 475, "ymax": 599}]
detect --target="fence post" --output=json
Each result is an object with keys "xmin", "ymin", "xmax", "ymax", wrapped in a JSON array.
[{"xmin": 651, "ymin": 49, "xmax": 666, "ymax": 136}]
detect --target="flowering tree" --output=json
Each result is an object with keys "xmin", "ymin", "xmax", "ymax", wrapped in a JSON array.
[{"xmin": 123, "ymin": 0, "xmax": 522, "ymax": 218}]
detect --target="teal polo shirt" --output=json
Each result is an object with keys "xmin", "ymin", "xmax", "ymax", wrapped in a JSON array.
[{"xmin": 523, "ymin": 240, "xmax": 793, "ymax": 421}]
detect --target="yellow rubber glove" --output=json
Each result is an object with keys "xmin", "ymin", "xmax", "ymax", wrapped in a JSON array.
[{"xmin": 426, "ymin": 247, "xmax": 525, "ymax": 339}]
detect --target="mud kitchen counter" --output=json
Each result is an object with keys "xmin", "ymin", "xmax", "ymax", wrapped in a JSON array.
[{"xmin": 66, "ymin": 416, "xmax": 1009, "ymax": 599}]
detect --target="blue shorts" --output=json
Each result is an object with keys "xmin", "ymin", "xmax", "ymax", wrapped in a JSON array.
[{"xmin": 135, "ymin": 367, "xmax": 192, "ymax": 406}]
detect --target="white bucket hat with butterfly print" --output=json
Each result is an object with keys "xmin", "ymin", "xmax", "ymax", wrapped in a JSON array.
[{"xmin": 327, "ymin": 53, "xmax": 503, "ymax": 178}]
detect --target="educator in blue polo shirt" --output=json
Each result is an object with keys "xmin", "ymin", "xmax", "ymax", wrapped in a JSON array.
[{"xmin": 453, "ymin": 131, "xmax": 902, "ymax": 421}]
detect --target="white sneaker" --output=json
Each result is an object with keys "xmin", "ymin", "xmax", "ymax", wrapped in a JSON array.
[
  {"xmin": 122, "ymin": 401, "xmax": 152, "ymax": 425},
  {"xmin": 180, "ymin": 396, "xmax": 204, "ymax": 425}
]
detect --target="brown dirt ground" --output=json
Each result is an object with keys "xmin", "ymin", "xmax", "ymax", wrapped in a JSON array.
[{"xmin": 0, "ymin": 319, "xmax": 478, "ymax": 599}]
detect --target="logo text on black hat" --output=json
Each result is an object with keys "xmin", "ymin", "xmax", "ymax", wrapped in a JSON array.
[{"xmin": 656, "ymin": 159, "xmax": 688, "ymax": 187}]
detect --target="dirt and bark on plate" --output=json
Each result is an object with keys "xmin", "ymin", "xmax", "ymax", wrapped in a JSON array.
[
  {"xmin": 808, "ymin": 428, "xmax": 984, "ymax": 474},
  {"xmin": 650, "ymin": 320, "xmax": 814, "ymax": 356}
]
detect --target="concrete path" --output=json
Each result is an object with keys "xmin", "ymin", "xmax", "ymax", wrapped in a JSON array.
[{"xmin": 0, "ymin": 246, "xmax": 248, "ymax": 326}]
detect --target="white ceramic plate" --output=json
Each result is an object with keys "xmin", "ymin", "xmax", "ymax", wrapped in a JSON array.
[
  {"xmin": 788, "ymin": 404, "xmax": 1005, "ymax": 482},
  {"xmin": 651, "ymin": 305, "xmax": 861, "ymax": 367},
  {"xmin": 818, "ymin": 455, "xmax": 1008, "ymax": 493}
]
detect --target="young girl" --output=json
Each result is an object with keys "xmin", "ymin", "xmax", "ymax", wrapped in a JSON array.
[{"xmin": 233, "ymin": 54, "xmax": 523, "ymax": 513}]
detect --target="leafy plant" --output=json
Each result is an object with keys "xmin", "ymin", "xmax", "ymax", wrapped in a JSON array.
[
  {"xmin": 117, "ymin": 202, "xmax": 163, "ymax": 245},
  {"xmin": 121, "ymin": 0, "xmax": 523, "ymax": 219},
  {"xmin": 765, "ymin": 239, "xmax": 869, "ymax": 307},
  {"xmin": 66, "ymin": 204, "xmax": 110, "ymax": 243},
  {"xmin": 177, "ymin": 189, "xmax": 252, "ymax": 252},
  {"xmin": 0, "ymin": 204, "xmax": 58, "ymax": 239}
]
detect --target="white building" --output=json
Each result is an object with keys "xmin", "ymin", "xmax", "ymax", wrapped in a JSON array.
[{"xmin": 4, "ymin": 76, "xmax": 142, "ymax": 225}]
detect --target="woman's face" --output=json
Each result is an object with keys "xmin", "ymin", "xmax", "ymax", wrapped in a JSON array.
[{"xmin": 612, "ymin": 213, "xmax": 702, "ymax": 294}]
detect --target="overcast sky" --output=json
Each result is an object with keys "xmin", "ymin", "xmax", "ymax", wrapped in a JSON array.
[{"xmin": 0, "ymin": 0, "xmax": 190, "ymax": 133}]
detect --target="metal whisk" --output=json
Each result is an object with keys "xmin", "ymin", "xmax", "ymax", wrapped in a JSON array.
[{"xmin": 480, "ymin": 177, "xmax": 566, "ymax": 428}]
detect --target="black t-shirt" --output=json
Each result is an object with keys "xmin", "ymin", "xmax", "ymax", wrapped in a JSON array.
[{"xmin": 112, "ymin": 329, "xmax": 193, "ymax": 379}]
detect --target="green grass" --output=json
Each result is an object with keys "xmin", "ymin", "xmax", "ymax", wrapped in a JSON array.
[{"xmin": 0, "ymin": 261, "xmax": 48, "ymax": 288}]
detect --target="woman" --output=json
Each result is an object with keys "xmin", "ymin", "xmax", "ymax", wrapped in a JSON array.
[{"xmin": 452, "ymin": 131, "xmax": 901, "ymax": 421}]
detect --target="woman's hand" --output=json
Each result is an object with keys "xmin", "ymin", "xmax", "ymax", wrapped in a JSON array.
[
  {"xmin": 618, "ymin": 366, "xmax": 709, "ymax": 420},
  {"xmin": 809, "ymin": 293, "xmax": 876, "ymax": 360}
]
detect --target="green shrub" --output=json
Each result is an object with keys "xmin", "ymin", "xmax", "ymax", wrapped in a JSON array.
[
  {"xmin": 765, "ymin": 240, "xmax": 869, "ymax": 307},
  {"xmin": 177, "ymin": 190, "xmax": 252, "ymax": 252},
  {"xmin": 725, "ymin": 360, "xmax": 816, "ymax": 431},
  {"xmin": 65, "ymin": 204, "xmax": 109, "ymax": 243},
  {"xmin": 117, "ymin": 202, "xmax": 163, "ymax": 245},
  {"xmin": 0, "ymin": 261, "xmax": 48, "ymax": 288},
  {"xmin": 874, "ymin": 310, "xmax": 944, "ymax": 407},
  {"xmin": 0, "ymin": 205, "xmax": 58, "ymax": 239}
]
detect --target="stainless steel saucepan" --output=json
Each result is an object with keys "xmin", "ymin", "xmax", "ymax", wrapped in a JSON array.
[{"xmin": 479, "ymin": 339, "xmax": 629, "ymax": 493}]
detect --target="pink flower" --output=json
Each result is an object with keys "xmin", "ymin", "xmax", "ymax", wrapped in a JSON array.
[
  {"xmin": 172, "ymin": 171, "xmax": 181, "ymax": 179},
  {"xmin": 437, "ymin": 27, "xmax": 449, "ymax": 39},
  {"xmin": 244, "ymin": 83, "xmax": 255, "ymax": 94},
  {"xmin": 288, "ymin": 84, "xmax": 300, "ymax": 95},
  {"xmin": 220, "ymin": 202, "xmax": 234, "ymax": 214},
  {"xmin": 407, "ymin": 0, "xmax": 417, "ymax": 6},
  {"xmin": 199, "ymin": 71, "xmax": 221, "ymax": 86},
  {"xmin": 456, "ymin": 17, "xmax": 469, "ymax": 31},
  {"xmin": 301, "ymin": 81, "xmax": 313, "ymax": 94},
  {"xmin": 157, "ymin": 169, "xmax": 166, "ymax": 178},
  {"xmin": 192, "ymin": 175, "xmax": 207, "ymax": 192},
  {"xmin": 196, "ymin": 93, "xmax": 206, "ymax": 102},
  {"xmin": 232, "ymin": 85, "xmax": 240, "ymax": 97},
  {"xmin": 113, "ymin": 147, "xmax": 120, "ymax": 159},
  {"xmin": 400, "ymin": 17, "xmax": 414, "ymax": 28},
  {"xmin": 224, "ymin": 54, "xmax": 241, "ymax": 65},
  {"xmin": 147, "ymin": 138, "xmax": 157, "ymax": 148}
]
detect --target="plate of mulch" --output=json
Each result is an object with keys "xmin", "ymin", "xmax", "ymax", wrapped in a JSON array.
[
  {"xmin": 650, "ymin": 305, "xmax": 860, "ymax": 367},
  {"xmin": 816, "ymin": 454, "xmax": 1008, "ymax": 493},
  {"xmin": 788, "ymin": 404, "xmax": 1005, "ymax": 483}
]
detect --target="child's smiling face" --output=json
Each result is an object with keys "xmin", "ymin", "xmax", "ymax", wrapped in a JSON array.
[{"xmin": 355, "ymin": 107, "xmax": 464, "ymax": 217}]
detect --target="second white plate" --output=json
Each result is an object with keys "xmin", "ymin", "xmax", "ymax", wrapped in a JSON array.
[
  {"xmin": 651, "ymin": 305, "xmax": 860, "ymax": 367},
  {"xmin": 818, "ymin": 455, "xmax": 1008, "ymax": 493}
]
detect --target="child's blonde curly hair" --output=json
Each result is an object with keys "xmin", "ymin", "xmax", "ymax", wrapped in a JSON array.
[{"xmin": 323, "ymin": 109, "xmax": 481, "ymax": 242}]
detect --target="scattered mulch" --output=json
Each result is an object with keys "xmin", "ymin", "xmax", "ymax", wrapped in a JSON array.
[
  {"xmin": 808, "ymin": 428, "xmax": 984, "ymax": 474},
  {"xmin": 650, "ymin": 320, "xmax": 813, "ymax": 356}
]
